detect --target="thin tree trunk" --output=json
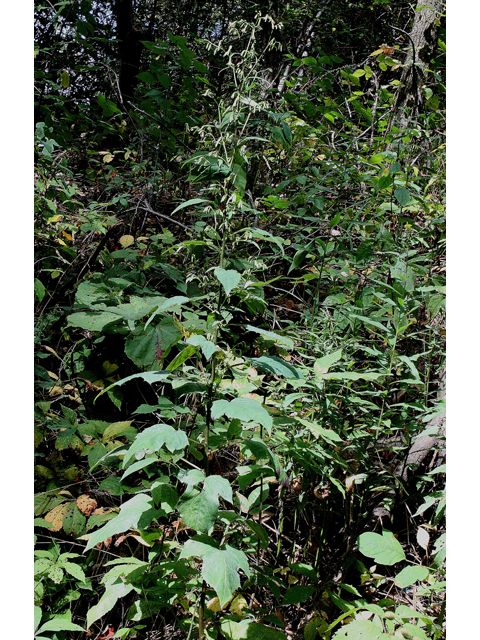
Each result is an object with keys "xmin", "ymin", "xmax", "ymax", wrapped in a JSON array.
[
  {"xmin": 277, "ymin": 0, "xmax": 332, "ymax": 94},
  {"xmin": 116, "ymin": 0, "xmax": 154, "ymax": 99},
  {"xmin": 389, "ymin": 0, "xmax": 445, "ymax": 131}
]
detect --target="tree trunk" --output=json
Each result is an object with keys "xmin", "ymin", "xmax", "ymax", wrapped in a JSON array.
[
  {"xmin": 389, "ymin": 0, "xmax": 444, "ymax": 131},
  {"xmin": 116, "ymin": 0, "xmax": 152, "ymax": 99}
]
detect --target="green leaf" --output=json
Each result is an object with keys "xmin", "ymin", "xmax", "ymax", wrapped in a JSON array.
[
  {"xmin": 165, "ymin": 345, "xmax": 196, "ymax": 370},
  {"xmin": 314, "ymin": 349, "xmax": 343, "ymax": 371},
  {"xmin": 125, "ymin": 317, "xmax": 182, "ymax": 368},
  {"xmin": 394, "ymin": 565, "xmax": 429, "ymax": 588},
  {"xmin": 283, "ymin": 585, "xmax": 315, "ymax": 604},
  {"xmin": 94, "ymin": 371, "xmax": 171, "ymax": 402},
  {"xmin": 61, "ymin": 561, "xmax": 86, "ymax": 584},
  {"xmin": 84, "ymin": 494, "xmax": 155, "ymax": 552},
  {"xmin": 221, "ymin": 619, "xmax": 287, "ymax": 639},
  {"xmin": 332, "ymin": 620, "xmax": 387, "ymax": 639},
  {"xmin": 215, "ymin": 268, "xmax": 242, "ymax": 296},
  {"xmin": 212, "ymin": 398, "xmax": 272, "ymax": 434},
  {"xmin": 232, "ymin": 164, "xmax": 247, "ymax": 194},
  {"xmin": 179, "ymin": 490, "xmax": 219, "ymax": 533},
  {"xmin": 170, "ymin": 197, "xmax": 211, "ymax": 216},
  {"xmin": 179, "ymin": 474, "xmax": 232, "ymax": 532},
  {"xmin": 394, "ymin": 186, "xmax": 411, "ymax": 207},
  {"xmin": 34, "ymin": 606, "xmax": 42, "ymax": 633},
  {"xmin": 37, "ymin": 610, "xmax": 84, "ymax": 633},
  {"xmin": 62, "ymin": 504, "xmax": 86, "ymax": 536},
  {"xmin": 87, "ymin": 581, "xmax": 135, "ymax": 629},
  {"xmin": 202, "ymin": 545, "xmax": 251, "ymax": 607},
  {"xmin": 186, "ymin": 334, "xmax": 218, "ymax": 360},
  {"xmin": 204, "ymin": 475, "xmax": 233, "ymax": 503},
  {"xmin": 245, "ymin": 325, "xmax": 294, "ymax": 349},
  {"xmin": 151, "ymin": 482, "xmax": 179, "ymax": 511},
  {"xmin": 322, "ymin": 371, "xmax": 383, "ymax": 381},
  {"xmin": 122, "ymin": 424, "xmax": 188, "ymax": 467},
  {"xmin": 288, "ymin": 562, "xmax": 317, "ymax": 581},
  {"xmin": 34, "ymin": 278, "xmax": 46, "ymax": 302},
  {"xmin": 121, "ymin": 457, "xmax": 157, "ymax": 480},
  {"xmin": 249, "ymin": 356, "xmax": 303, "ymax": 379},
  {"xmin": 358, "ymin": 531, "xmax": 405, "ymax": 566},
  {"xmin": 297, "ymin": 418, "xmax": 343, "ymax": 443},
  {"xmin": 67, "ymin": 311, "xmax": 121, "ymax": 332}
]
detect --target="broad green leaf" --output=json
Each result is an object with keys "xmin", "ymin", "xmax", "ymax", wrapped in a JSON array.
[
  {"xmin": 250, "ymin": 356, "xmax": 303, "ymax": 379},
  {"xmin": 394, "ymin": 186, "xmax": 411, "ymax": 207},
  {"xmin": 103, "ymin": 421, "xmax": 136, "ymax": 442},
  {"xmin": 221, "ymin": 619, "xmax": 287, "ymax": 639},
  {"xmin": 283, "ymin": 585, "xmax": 315, "ymax": 605},
  {"xmin": 212, "ymin": 398, "xmax": 272, "ymax": 434},
  {"xmin": 179, "ymin": 490, "xmax": 219, "ymax": 533},
  {"xmin": 84, "ymin": 494, "xmax": 154, "ymax": 552},
  {"xmin": 297, "ymin": 418, "xmax": 343, "ymax": 443},
  {"xmin": 67, "ymin": 311, "xmax": 121, "ymax": 332},
  {"xmin": 314, "ymin": 349, "xmax": 343, "ymax": 372},
  {"xmin": 232, "ymin": 164, "xmax": 247, "ymax": 194},
  {"xmin": 122, "ymin": 424, "xmax": 188, "ymax": 467},
  {"xmin": 87, "ymin": 581, "xmax": 135, "ymax": 629},
  {"xmin": 180, "ymin": 474, "xmax": 232, "ymax": 532},
  {"xmin": 34, "ymin": 606, "xmax": 42, "ymax": 633},
  {"xmin": 37, "ymin": 610, "xmax": 84, "ymax": 633},
  {"xmin": 245, "ymin": 324, "xmax": 294, "ymax": 349},
  {"xmin": 186, "ymin": 334, "xmax": 218, "ymax": 360},
  {"xmin": 204, "ymin": 475, "xmax": 233, "ymax": 504},
  {"xmin": 62, "ymin": 561, "xmax": 86, "ymax": 583},
  {"xmin": 121, "ymin": 457, "xmax": 157, "ymax": 480},
  {"xmin": 358, "ymin": 531, "xmax": 405, "ymax": 566},
  {"xmin": 394, "ymin": 565, "xmax": 429, "ymax": 588},
  {"xmin": 179, "ymin": 536, "xmax": 219, "ymax": 561},
  {"xmin": 94, "ymin": 371, "xmax": 171, "ymax": 402},
  {"xmin": 62, "ymin": 504, "xmax": 86, "ymax": 536},
  {"xmin": 289, "ymin": 562, "xmax": 317, "ymax": 581},
  {"xmin": 34, "ymin": 278, "xmax": 46, "ymax": 302},
  {"xmin": 215, "ymin": 268, "xmax": 242, "ymax": 296},
  {"xmin": 125, "ymin": 317, "xmax": 182, "ymax": 368},
  {"xmin": 151, "ymin": 482, "xmax": 179, "ymax": 511},
  {"xmin": 202, "ymin": 545, "xmax": 251, "ymax": 607},
  {"xmin": 332, "ymin": 620, "xmax": 387, "ymax": 639}
]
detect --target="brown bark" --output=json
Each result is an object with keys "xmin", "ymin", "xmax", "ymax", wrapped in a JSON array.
[{"xmin": 390, "ymin": 0, "xmax": 444, "ymax": 131}]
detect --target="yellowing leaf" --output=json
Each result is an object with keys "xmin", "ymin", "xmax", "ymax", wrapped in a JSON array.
[
  {"xmin": 207, "ymin": 597, "xmax": 222, "ymax": 612},
  {"xmin": 45, "ymin": 502, "xmax": 70, "ymax": 531},
  {"xmin": 229, "ymin": 595, "xmax": 248, "ymax": 616},
  {"xmin": 103, "ymin": 153, "xmax": 114, "ymax": 163},
  {"xmin": 62, "ymin": 230, "xmax": 73, "ymax": 242},
  {"xmin": 49, "ymin": 385, "xmax": 64, "ymax": 397},
  {"xmin": 119, "ymin": 235, "xmax": 134, "ymax": 248},
  {"xmin": 61, "ymin": 70, "xmax": 70, "ymax": 88},
  {"xmin": 47, "ymin": 214, "xmax": 63, "ymax": 224}
]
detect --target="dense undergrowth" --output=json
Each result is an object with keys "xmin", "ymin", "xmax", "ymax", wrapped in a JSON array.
[{"xmin": 34, "ymin": 8, "xmax": 445, "ymax": 640}]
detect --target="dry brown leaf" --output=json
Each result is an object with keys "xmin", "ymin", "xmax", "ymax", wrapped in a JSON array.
[{"xmin": 76, "ymin": 495, "xmax": 98, "ymax": 516}]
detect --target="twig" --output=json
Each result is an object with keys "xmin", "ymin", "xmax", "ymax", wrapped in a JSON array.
[
  {"xmin": 139, "ymin": 200, "xmax": 192, "ymax": 231},
  {"xmin": 391, "ymin": 25, "xmax": 417, "ymax": 65}
]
